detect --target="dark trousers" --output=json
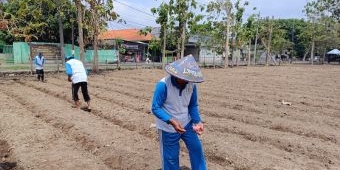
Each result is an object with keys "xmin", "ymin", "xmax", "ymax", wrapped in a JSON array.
[
  {"xmin": 72, "ymin": 82, "xmax": 90, "ymax": 102},
  {"xmin": 36, "ymin": 69, "xmax": 44, "ymax": 81}
]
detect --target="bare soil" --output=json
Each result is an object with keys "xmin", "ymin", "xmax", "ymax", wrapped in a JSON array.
[{"xmin": 0, "ymin": 65, "xmax": 340, "ymax": 170}]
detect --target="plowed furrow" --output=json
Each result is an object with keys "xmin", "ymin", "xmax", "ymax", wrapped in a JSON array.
[
  {"xmin": 201, "ymin": 105, "xmax": 339, "ymax": 144},
  {"xmin": 46, "ymin": 75, "xmax": 340, "ymax": 145},
  {"xmin": 200, "ymin": 95, "xmax": 340, "ymax": 130},
  {"xmin": 0, "ymin": 91, "xmax": 111, "ymax": 170},
  {"xmin": 206, "ymin": 118, "xmax": 340, "ymax": 167},
  {"xmin": 16, "ymin": 79, "xmax": 226, "ymax": 168},
  {"xmin": 1, "ymin": 83, "xmax": 164, "ymax": 169}
]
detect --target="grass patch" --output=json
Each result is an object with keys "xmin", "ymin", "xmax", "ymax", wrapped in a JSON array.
[{"xmin": 0, "ymin": 65, "xmax": 30, "ymax": 71}]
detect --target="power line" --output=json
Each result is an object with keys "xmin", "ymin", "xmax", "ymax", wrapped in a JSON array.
[
  {"xmin": 118, "ymin": 12, "xmax": 157, "ymax": 24},
  {"xmin": 114, "ymin": 0, "xmax": 157, "ymax": 18},
  {"xmin": 108, "ymin": 22, "xmax": 130, "ymax": 29},
  {"xmin": 109, "ymin": 19, "xmax": 151, "ymax": 29}
]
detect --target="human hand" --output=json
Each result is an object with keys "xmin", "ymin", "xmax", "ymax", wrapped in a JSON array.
[
  {"xmin": 169, "ymin": 119, "xmax": 186, "ymax": 134},
  {"xmin": 193, "ymin": 122, "xmax": 204, "ymax": 135},
  {"xmin": 68, "ymin": 77, "xmax": 72, "ymax": 82}
]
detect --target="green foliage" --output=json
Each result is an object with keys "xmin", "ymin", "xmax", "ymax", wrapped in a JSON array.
[
  {"xmin": 0, "ymin": 0, "xmax": 76, "ymax": 43},
  {"xmin": 201, "ymin": 0, "xmax": 252, "ymax": 54},
  {"xmin": 305, "ymin": 0, "xmax": 340, "ymax": 22},
  {"xmin": 148, "ymin": 38, "xmax": 161, "ymax": 51},
  {"xmin": 151, "ymin": 0, "xmax": 201, "ymax": 52},
  {"xmin": 138, "ymin": 26, "xmax": 152, "ymax": 36},
  {"xmin": 303, "ymin": 0, "xmax": 340, "ymax": 57}
]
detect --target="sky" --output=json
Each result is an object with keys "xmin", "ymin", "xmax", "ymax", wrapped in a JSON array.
[{"xmin": 108, "ymin": 0, "xmax": 310, "ymax": 30}]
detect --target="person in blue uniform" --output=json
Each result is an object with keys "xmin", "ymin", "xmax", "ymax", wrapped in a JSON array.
[
  {"xmin": 34, "ymin": 52, "xmax": 45, "ymax": 82},
  {"xmin": 151, "ymin": 55, "xmax": 207, "ymax": 170},
  {"xmin": 65, "ymin": 55, "xmax": 91, "ymax": 111}
]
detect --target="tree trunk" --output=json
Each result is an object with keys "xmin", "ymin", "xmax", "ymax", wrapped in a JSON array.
[
  {"xmin": 224, "ymin": 18, "xmax": 230, "ymax": 69},
  {"xmin": 253, "ymin": 12, "xmax": 260, "ymax": 66},
  {"xmin": 117, "ymin": 45, "xmax": 121, "ymax": 69},
  {"xmin": 91, "ymin": 2, "xmax": 99, "ymax": 73},
  {"xmin": 310, "ymin": 19, "xmax": 316, "ymax": 65},
  {"xmin": 75, "ymin": 0, "xmax": 85, "ymax": 62},
  {"xmin": 266, "ymin": 17, "xmax": 273, "ymax": 66},
  {"xmin": 322, "ymin": 48, "xmax": 326, "ymax": 64},
  {"xmin": 180, "ymin": 22, "xmax": 186, "ymax": 58},
  {"xmin": 248, "ymin": 39, "xmax": 251, "ymax": 66},
  {"xmin": 311, "ymin": 40, "xmax": 315, "ymax": 65},
  {"xmin": 302, "ymin": 47, "xmax": 310, "ymax": 61},
  {"xmin": 58, "ymin": 10, "xmax": 65, "ymax": 65},
  {"xmin": 71, "ymin": 23, "xmax": 75, "ymax": 55},
  {"xmin": 162, "ymin": 23, "xmax": 167, "ymax": 69},
  {"xmin": 176, "ymin": 23, "xmax": 183, "ymax": 60}
]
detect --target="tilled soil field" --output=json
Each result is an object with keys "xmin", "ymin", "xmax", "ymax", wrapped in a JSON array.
[{"xmin": 0, "ymin": 65, "xmax": 339, "ymax": 170}]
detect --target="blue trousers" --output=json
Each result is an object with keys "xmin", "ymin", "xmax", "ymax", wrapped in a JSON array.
[{"xmin": 159, "ymin": 122, "xmax": 207, "ymax": 170}]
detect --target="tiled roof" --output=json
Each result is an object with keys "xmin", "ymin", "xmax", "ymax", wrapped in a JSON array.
[{"xmin": 98, "ymin": 29, "xmax": 153, "ymax": 41}]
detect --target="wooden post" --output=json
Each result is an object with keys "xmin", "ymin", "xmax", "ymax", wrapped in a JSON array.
[{"xmin": 55, "ymin": 54, "xmax": 59, "ymax": 73}]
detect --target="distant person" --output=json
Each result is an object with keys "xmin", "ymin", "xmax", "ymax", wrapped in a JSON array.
[
  {"xmin": 65, "ymin": 55, "xmax": 91, "ymax": 111},
  {"xmin": 151, "ymin": 55, "xmax": 207, "ymax": 170},
  {"xmin": 34, "ymin": 52, "xmax": 45, "ymax": 82},
  {"xmin": 146, "ymin": 57, "xmax": 151, "ymax": 63}
]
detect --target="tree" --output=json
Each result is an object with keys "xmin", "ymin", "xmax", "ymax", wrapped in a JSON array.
[
  {"xmin": 152, "ymin": 0, "xmax": 200, "ymax": 59},
  {"xmin": 139, "ymin": 27, "xmax": 161, "ymax": 64},
  {"xmin": 55, "ymin": 0, "xmax": 75, "ymax": 64},
  {"xmin": 206, "ymin": 0, "xmax": 233, "ymax": 68},
  {"xmin": 75, "ymin": 0, "xmax": 118, "ymax": 73},
  {"xmin": 258, "ymin": 17, "xmax": 274, "ymax": 66},
  {"xmin": 74, "ymin": 0, "xmax": 85, "ymax": 62},
  {"xmin": 205, "ymin": 0, "xmax": 249, "ymax": 68},
  {"xmin": 1, "ymin": 0, "xmax": 54, "ymax": 42},
  {"xmin": 238, "ymin": 14, "xmax": 257, "ymax": 66},
  {"xmin": 152, "ymin": 3, "xmax": 173, "ymax": 67},
  {"xmin": 304, "ymin": 0, "xmax": 340, "ymax": 64},
  {"xmin": 275, "ymin": 19, "xmax": 308, "ymax": 58},
  {"xmin": 307, "ymin": 0, "xmax": 340, "ymax": 22},
  {"xmin": 0, "ymin": 0, "xmax": 75, "ymax": 43}
]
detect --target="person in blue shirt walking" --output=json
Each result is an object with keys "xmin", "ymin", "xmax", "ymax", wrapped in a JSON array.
[
  {"xmin": 34, "ymin": 52, "xmax": 45, "ymax": 82},
  {"xmin": 151, "ymin": 55, "xmax": 207, "ymax": 170},
  {"xmin": 65, "ymin": 55, "xmax": 91, "ymax": 111}
]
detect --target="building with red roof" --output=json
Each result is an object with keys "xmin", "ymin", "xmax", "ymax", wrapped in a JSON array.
[
  {"xmin": 98, "ymin": 29, "xmax": 155, "ymax": 62},
  {"xmin": 98, "ymin": 29, "xmax": 153, "ymax": 42}
]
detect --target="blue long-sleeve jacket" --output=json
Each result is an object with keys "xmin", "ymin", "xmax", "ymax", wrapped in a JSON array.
[{"xmin": 151, "ymin": 76, "xmax": 201, "ymax": 128}]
